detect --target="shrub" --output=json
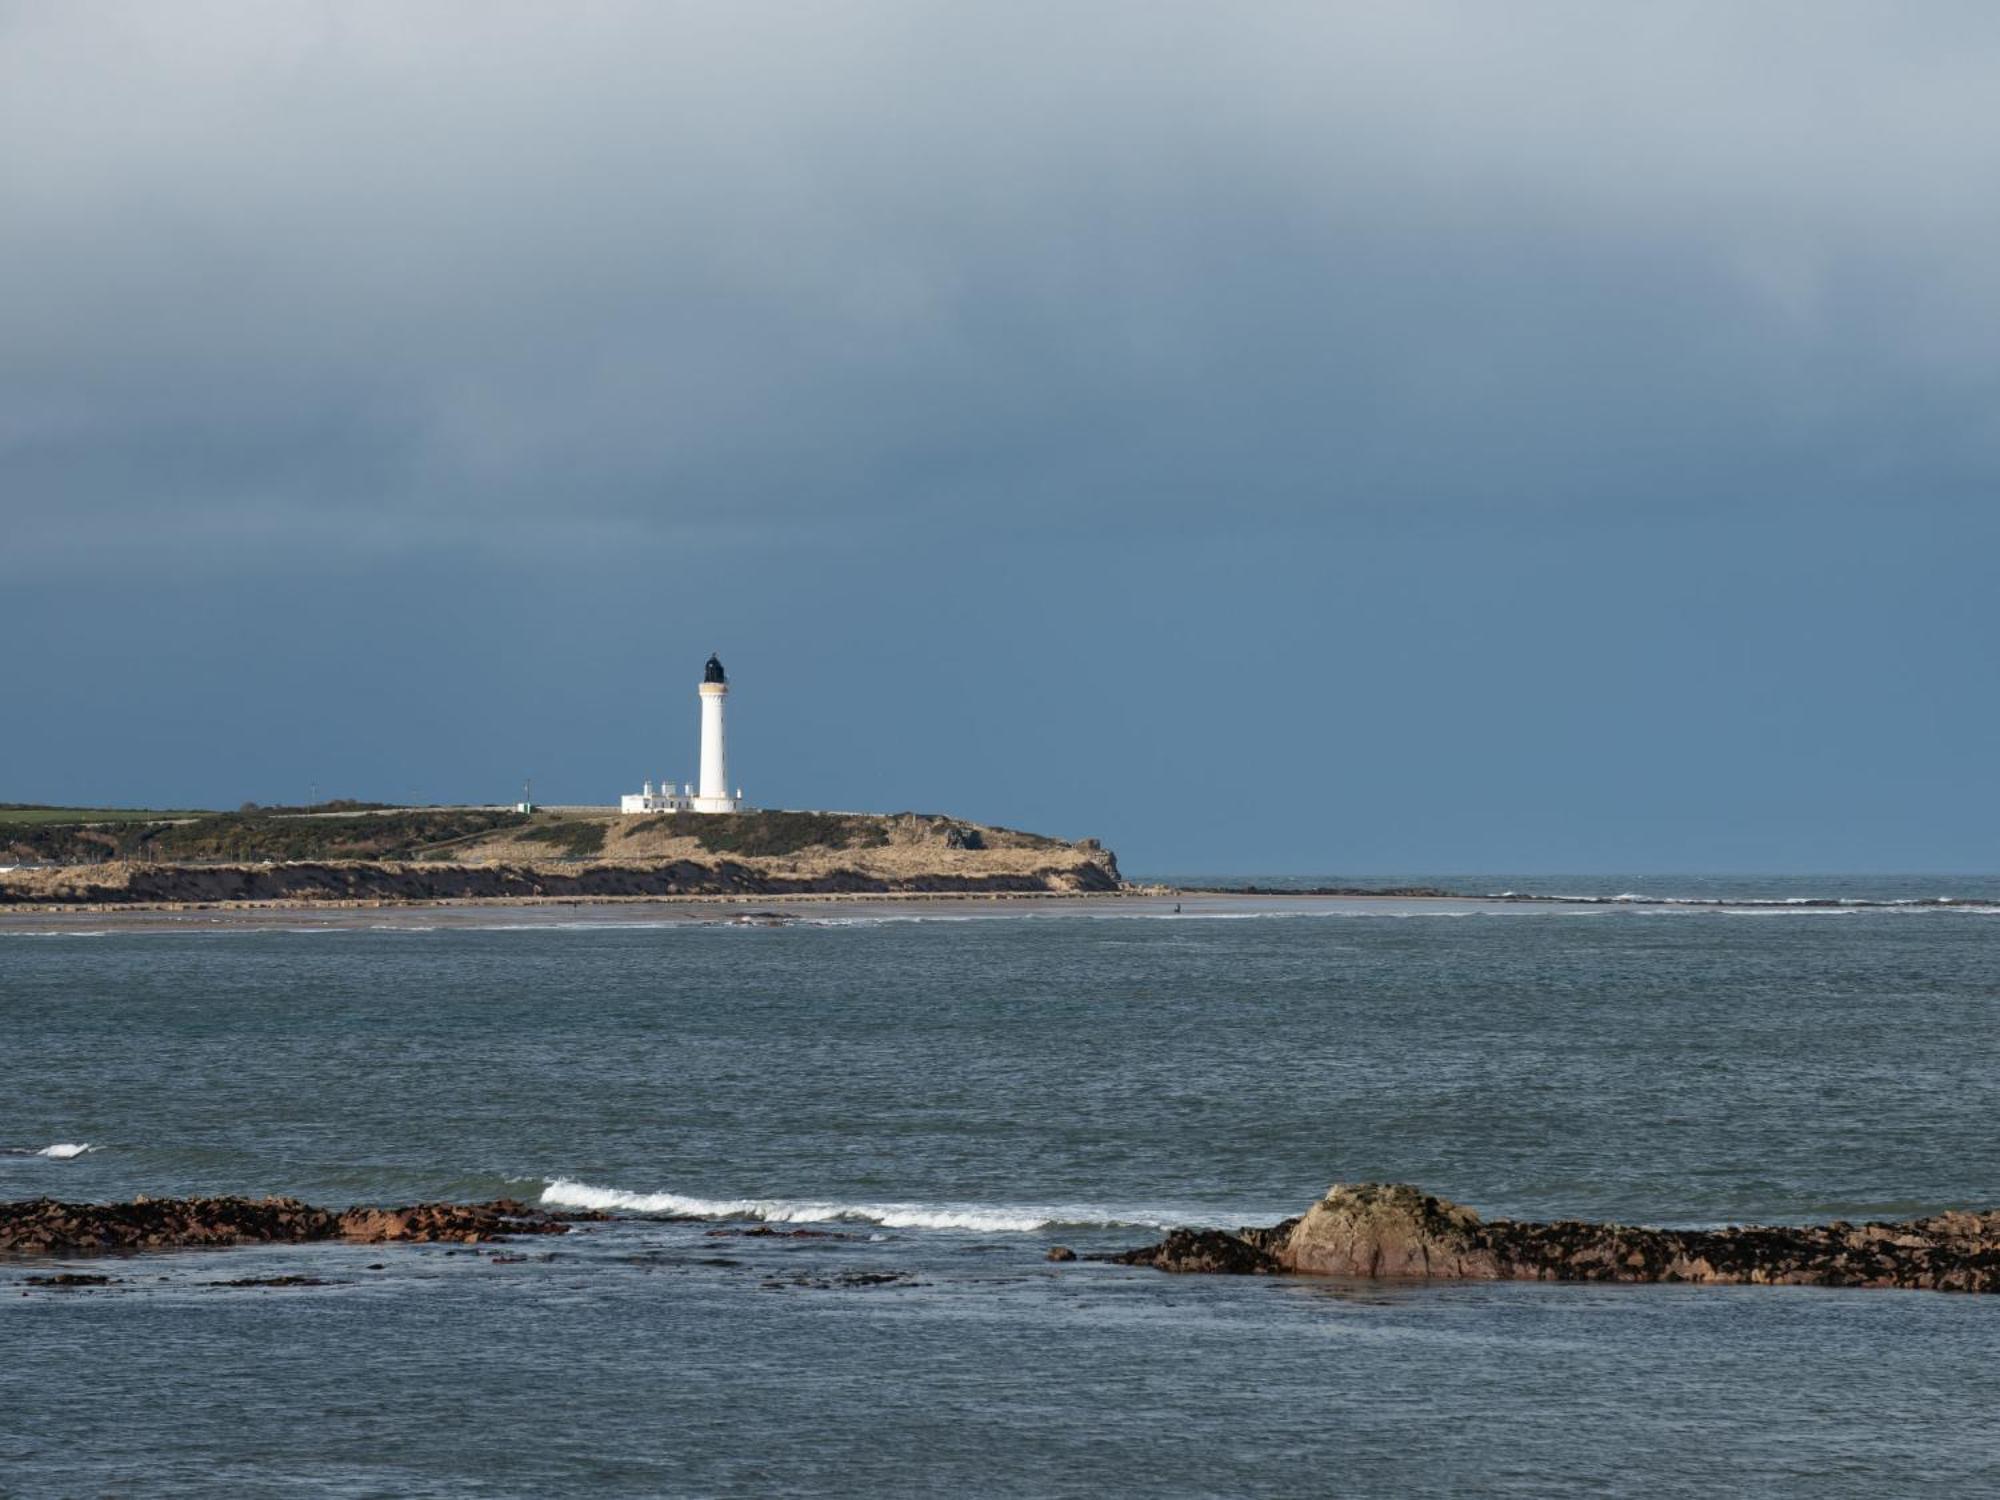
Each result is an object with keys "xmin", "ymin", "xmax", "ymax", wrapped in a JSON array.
[
  {"xmin": 677, "ymin": 811, "xmax": 889, "ymax": 858},
  {"xmin": 514, "ymin": 821, "xmax": 609, "ymax": 858}
]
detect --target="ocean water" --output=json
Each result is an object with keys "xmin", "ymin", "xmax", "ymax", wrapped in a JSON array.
[{"xmin": 4, "ymin": 880, "xmax": 1999, "ymax": 1497}]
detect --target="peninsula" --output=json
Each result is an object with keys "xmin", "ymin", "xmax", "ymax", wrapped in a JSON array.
[
  {"xmin": 0, "ymin": 650, "xmax": 1135, "ymax": 911},
  {"xmin": 0, "ymin": 805, "xmax": 1123, "ymax": 909}
]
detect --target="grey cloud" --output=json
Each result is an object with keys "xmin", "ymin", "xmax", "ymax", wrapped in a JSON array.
[{"xmin": 5, "ymin": 1, "xmax": 2000, "ymax": 575}]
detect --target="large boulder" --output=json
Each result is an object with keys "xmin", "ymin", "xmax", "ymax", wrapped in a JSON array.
[{"xmin": 1275, "ymin": 1183, "xmax": 1500, "ymax": 1278}]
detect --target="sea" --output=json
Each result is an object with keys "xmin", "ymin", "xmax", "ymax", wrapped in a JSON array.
[{"xmin": 4, "ymin": 875, "xmax": 1999, "ymax": 1497}]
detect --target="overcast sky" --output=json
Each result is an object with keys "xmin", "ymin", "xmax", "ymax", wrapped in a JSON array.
[{"xmin": 4, "ymin": 2, "xmax": 1997, "ymax": 871}]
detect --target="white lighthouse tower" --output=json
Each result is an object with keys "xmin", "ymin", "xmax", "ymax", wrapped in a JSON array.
[
  {"xmin": 618, "ymin": 653, "xmax": 746, "ymax": 814},
  {"xmin": 692, "ymin": 654, "xmax": 741, "ymax": 813}
]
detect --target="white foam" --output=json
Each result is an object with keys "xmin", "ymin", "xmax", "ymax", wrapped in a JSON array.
[
  {"xmin": 27, "ymin": 1142, "xmax": 93, "ymax": 1158},
  {"xmin": 1717, "ymin": 907, "xmax": 1860, "ymax": 917},
  {"xmin": 796, "ymin": 914, "xmax": 981, "ymax": 928},
  {"xmin": 540, "ymin": 1177, "xmax": 1178, "ymax": 1232}
]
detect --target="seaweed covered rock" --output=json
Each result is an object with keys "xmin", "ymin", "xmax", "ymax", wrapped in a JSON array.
[
  {"xmin": 333, "ymin": 1199, "xmax": 576, "ymax": 1244},
  {"xmin": 0, "ymin": 1195, "xmax": 581, "ymax": 1256},
  {"xmin": 0, "ymin": 1195, "xmax": 341, "ymax": 1255},
  {"xmin": 1112, "ymin": 1183, "xmax": 2000, "ymax": 1294},
  {"xmin": 1110, "ymin": 1227, "xmax": 1285, "ymax": 1274}
]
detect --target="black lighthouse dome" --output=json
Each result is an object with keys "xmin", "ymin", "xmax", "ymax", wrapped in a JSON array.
[{"xmin": 703, "ymin": 654, "xmax": 727, "ymax": 685}]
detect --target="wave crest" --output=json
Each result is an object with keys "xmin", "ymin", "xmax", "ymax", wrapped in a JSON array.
[{"xmin": 540, "ymin": 1178, "xmax": 1170, "ymax": 1233}]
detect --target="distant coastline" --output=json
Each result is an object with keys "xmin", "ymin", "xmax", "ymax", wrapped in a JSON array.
[
  {"xmin": 0, "ymin": 806, "xmax": 1124, "ymax": 911},
  {"xmin": 10, "ymin": 806, "xmax": 1997, "ymax": 918}
]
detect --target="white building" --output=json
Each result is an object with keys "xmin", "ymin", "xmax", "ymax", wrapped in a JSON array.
[{"xmin": 621, "ymin": 654, "xmax": 746, "ymax": 814}]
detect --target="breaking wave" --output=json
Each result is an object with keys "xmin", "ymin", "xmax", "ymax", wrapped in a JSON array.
[
  {"xmin": 1490, "ymin": 890, "xmax": 2000, "ymax": 914},
  {"xmin": 540, "ymin": 1177, "xmax": 1179, "ymax": 1233}
]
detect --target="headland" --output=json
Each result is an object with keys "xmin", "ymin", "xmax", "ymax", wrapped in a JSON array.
[{"xmin": 0, "ymin": 806, "xmax": 1123, "ymax": 911}]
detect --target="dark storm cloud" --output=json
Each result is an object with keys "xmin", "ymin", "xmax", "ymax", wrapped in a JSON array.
[
  {"xmin": 6, "ymin": 3, "xmax": 2000, "ymax": 869},
  {"xmin": 6, "ymin": 1, "xmax": 1999, "ymax": 575}
]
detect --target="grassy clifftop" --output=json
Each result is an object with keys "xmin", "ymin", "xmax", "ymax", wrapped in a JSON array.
[
  {"xmin": 444, "ymin": 809, "xmax": 1092, "ymax": 881},
  {"xmin": 0, "ymin": 807, "xmax": 529, "ymax": 865}
]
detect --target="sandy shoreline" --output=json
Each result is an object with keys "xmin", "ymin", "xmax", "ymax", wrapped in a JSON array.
[{"xmin": 0, "ymin": 888, "xmax": 1518, "ymax": 935}]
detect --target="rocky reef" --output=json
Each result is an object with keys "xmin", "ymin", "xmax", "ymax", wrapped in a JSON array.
[
  {"xmin": 0, "ymin": 1196, "xmax": 583, "ymax": 1256},
  {"xmin": 1112, "ymin": 1183, "xmax": 2000, "ymax": 1293}
]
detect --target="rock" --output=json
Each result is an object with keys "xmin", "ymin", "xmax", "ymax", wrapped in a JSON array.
[
  {"xmin": 334, "ymin": 1200, "xmax": 574, "ymax": 1243},
  {"xmin": 205, "ymin": 1274, "xmax": 337, "ymax": 1288},
  {"xmin": 762, "ymin": 1269, "xmax": 920, "ymax": 1291},
  {"xmin": 706, "ymin": 1226, "xmax": 857, "ymax": 1240},
  {"xmin": 1278, "ymin": 1183, "xmax": 1500, "ymax": 1278},
  {"xmin": 1111, "ymin": 1183, "xmax": 2000, "ymax": 1294},
  {"xmin": 0, "ymin": 1195, "xmax": 577, "ymax": 1257},
  {"xmin": 1109, "ymin": 1227, "xmax": 1282, "ymax": 1275},
  {"xmin": 1045, "ymin": 1245, "xmax": 1077, "ymax": 1262}
]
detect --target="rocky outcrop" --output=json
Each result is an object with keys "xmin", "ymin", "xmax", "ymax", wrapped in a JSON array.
[
  {"xmin": 0, "ymin": 854, "xmax": 1123, "ymax": 907},
  {"xmin": 0, "ymin": 1196, "xmax": 581, "ymax": 1256},
  {"xmin": 332, "ymin": 1201, "xmax": 579, "ymax": 1244},
  {"xmin": 1113, "ymin": 1226, "xmax": 1291, "ymax": 1274},
  {"xmin": 1112, "ymin": 1183, "xmax": 2000, "ymax": 1293}
]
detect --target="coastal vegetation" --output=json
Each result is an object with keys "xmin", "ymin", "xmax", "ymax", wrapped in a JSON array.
[
  {"xmin": 654, "ymin": 810, "xmax": 892, "ymax": 858},
  {"xmin": 0, "ymin": 803, "xmax": 1122, "ymax": 905},
  {"xmin": 0, "ymin": 804, "xmax": 212, "ymax": 826},
  {"xmin": 1, "ymin": 804, "xmax": 1069, "ymax": 866},
  {"xmin": 0, "ymin": 807, "xmax": 529, "ymax": 865},
  {"xmin": 513, "ymin": 820, "xmax": 610, "ymax": 858}
]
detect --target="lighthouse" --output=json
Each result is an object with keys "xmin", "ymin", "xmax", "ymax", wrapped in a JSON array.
[
  {"xmin": 693, "ymin": 654, "xmax": 741, "ymax": 813},
  {"xmin": 618, "ymin": 654, "xmax": 747, "ymax": 814}
]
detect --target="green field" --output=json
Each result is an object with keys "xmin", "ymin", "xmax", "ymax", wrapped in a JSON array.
[
  {"xmin": 0, "ymin": 805, "xmax": 214, "ymax": 826},
  {"xmin": 0, "ymin": 806, "xmax": 530, "ymax": 864}
]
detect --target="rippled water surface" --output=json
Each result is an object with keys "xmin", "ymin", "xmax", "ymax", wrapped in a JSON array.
[{"xmin": 5, "ymin": 882, "xmax": 1999, "ymax": 1496}]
